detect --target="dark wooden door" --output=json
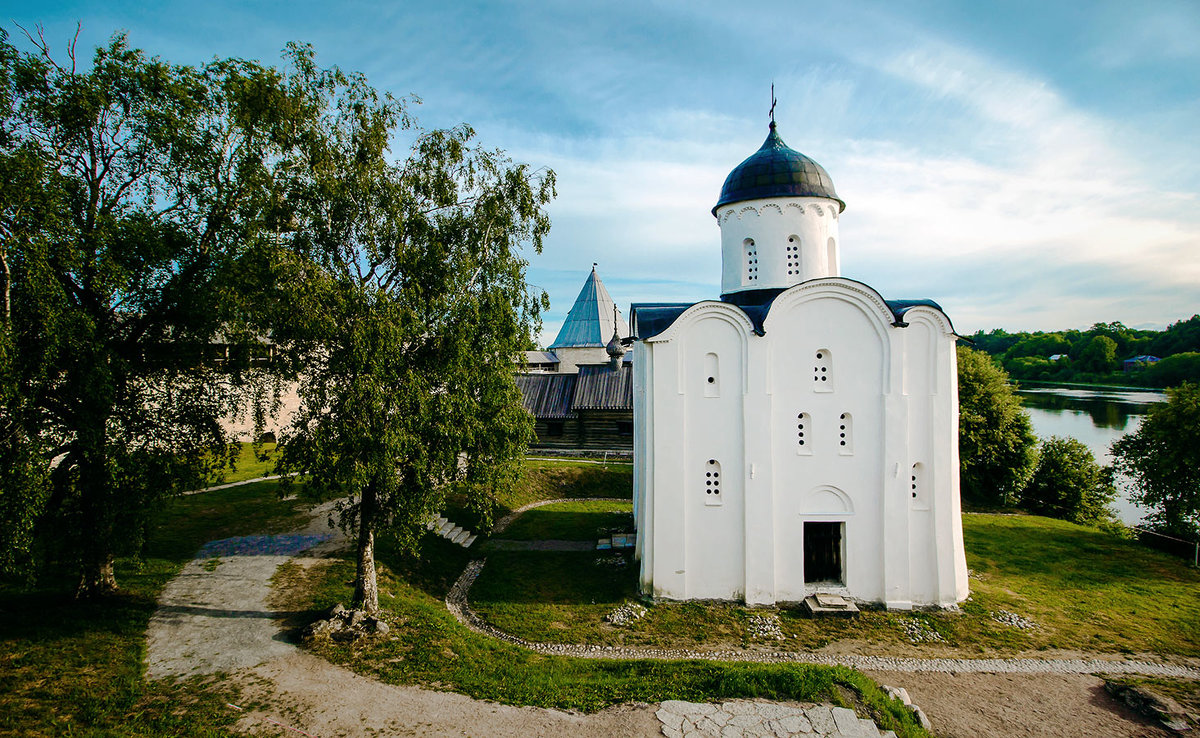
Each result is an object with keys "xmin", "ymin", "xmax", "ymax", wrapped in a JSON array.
[{"xmin": 804, "ymin": 522, "xmax": 843, "ymax": 583}]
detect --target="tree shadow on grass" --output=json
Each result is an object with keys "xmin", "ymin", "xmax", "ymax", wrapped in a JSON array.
[{"xmin": 470, "ymin": 551, "xmax": 637, "ymax": 605}]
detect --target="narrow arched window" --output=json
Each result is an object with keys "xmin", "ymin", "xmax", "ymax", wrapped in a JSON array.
[
  {"xmin": 786, "ymin": 235, "xmax": 801, "ymax": 277},
  {"xmin": 704, "ymin": 352, "xmax": 720, "ymax": 397},
  {"xmin": 813, "ymin": 349, "xmax": 833, "ymax": 392},
  {"xmin": 744, "ymin": 238, "xmax": 758, "ymax": 283},
  {"xmin": 837, "ymin": 412, "xmax": 854, "ymax": 454},
  {"xmin": 826, "ymin": 236, "xmax": 838, "ymax": 275},
  {"xmin": 796, "ymin": 412, "xmax": 812, "ymax": 455},
  {"xmin": 703, "ymin": 458, "xmax": 723, "ymax": 505},
  {"xmin": 911, "ymin": 462, "xmax": 929, "ymax": 509}
]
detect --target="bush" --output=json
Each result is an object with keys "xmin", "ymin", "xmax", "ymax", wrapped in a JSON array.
[
  {"xmin": 1020, "ymin": 436, "xmax": 1116, "ymax": 525},
  {"xmin": 1143, "ymin": 352, "xmax": 1200, "ymax": 388},
  {"xmin": 1112, "ymin": 382, "xmax": 1200, "ymax": 539}
]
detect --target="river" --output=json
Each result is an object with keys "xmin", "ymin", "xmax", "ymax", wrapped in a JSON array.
[{"xmin": 1014, "ymin": 385, "xmax": 1166, "ymax": 525}]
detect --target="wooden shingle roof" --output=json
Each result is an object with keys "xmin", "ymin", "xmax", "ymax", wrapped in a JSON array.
[
  {"xmin": 571, "ymin": 364, "xmax": 633, "ymax": 411},
  {"xmin": 514, "ymin": 373, "xmax": 578, "ymax": 419}
]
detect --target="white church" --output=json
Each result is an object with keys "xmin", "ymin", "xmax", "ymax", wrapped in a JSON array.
[{"xmin": 630, "ymin": 121, "xmax": 969, "ymax": 609}]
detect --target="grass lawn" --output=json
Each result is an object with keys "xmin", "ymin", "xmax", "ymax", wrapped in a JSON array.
[
  {"xmin": 285, "ymin": 532, "xmax": 929, "ymax": 737},
  {"xmin": 204, "ymin": 442, "xmax": 281, "ymax": 486},
  {"xmin": 440, "ymin": 458, "xmax": 635, "ymax": 534},
  {"xmin": 498, "ymin": 499, "xmax": 633, "ymax": 541},
  {"xmin": 512, "ymin": 459, "xmax": 633, "ymax": 508},
  {"xmin": 471, "ymin": 508, "xmax": 1200, "ymax": 658},
  {"xmin": 0, "ymin": 481, "xmax": 314, "ymax": 737}
]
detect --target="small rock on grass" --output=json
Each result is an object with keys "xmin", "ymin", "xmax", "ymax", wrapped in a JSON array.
[{"xmin": 911, "ymin": 705, "xmax": 933, "ymax": 731}]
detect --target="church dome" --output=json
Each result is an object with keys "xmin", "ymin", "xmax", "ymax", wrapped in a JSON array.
[
  {"xmin": 606, "ymin": 333, "xmax": 625, "ymax": 360},
  {"xmin": 713, "ymin": 122, "xmax": 844, "ymax": 215}
]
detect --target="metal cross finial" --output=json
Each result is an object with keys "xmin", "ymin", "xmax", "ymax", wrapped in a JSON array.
[{"xmin": 769, "ymin": 83, "xmax": 777, "ymax": 125}]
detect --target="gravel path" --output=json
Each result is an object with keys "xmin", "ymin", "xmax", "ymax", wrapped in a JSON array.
[{"xmin": 143, "ymin": 499, "xmax": 667, "ymax": 736}]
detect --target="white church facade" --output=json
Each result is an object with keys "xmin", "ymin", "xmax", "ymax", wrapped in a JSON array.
[{"xmin": 630, "ymin": 122, "xmax": 969, "ymax": 609}]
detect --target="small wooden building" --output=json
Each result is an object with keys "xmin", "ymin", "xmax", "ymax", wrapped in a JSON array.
[{"xmin": 516, "ymin": 363, "xmax": 633, "ymax": 451}]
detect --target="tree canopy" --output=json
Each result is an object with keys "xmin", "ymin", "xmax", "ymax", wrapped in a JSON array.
[
  {"xmin": 1020, "ymin": 436, "xmax": 1116, "ymax": 525},
  {"xmin": 0, "ymin": 29, "xmax": 553, "ymax": 608},
  {"xmin": 957, "ymin": 345, "xmax": 1037, "ymax": 506},
  {"xmin": 0, "ymin": 30, "xmax": 306, "ymax": 592},
  {"xmin": 1111, "ymin": 382, "xmax": 1200, "ymax": 539},
  {"xmin": 270, "ymin": 56, "xmax": 555, "ymax": 614},
  {"xmin": 967, "ymin": 317, "xmax": 1200, "ymax": 387}
]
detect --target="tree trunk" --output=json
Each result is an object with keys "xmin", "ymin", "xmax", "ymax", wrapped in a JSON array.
[
  {"xmin": 76, "ymin": 431, "xmax": 119, "ymax": 599},
  {"xmin": 353, "ymin": 483, "xmax": 380, "ymax": 615},
  {"xmin": 76, "ymin": 554, "xmax": 118, "ymax": 598}
]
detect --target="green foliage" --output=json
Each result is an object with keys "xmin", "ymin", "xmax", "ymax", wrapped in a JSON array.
[
  {"xmin": 1020, "ymin": 436, "xmax": 1116, "ymax": 525},
  {"xmin": 1144, "ymin": 352, "xmax": 1200, "ymax": 387},
  {"xmin": 956, "ymin": 346, "xmax": 1036, "ymax": 505},
  {"xmin": 1112, "ymin": 382, "xmax": 1200, "ymax": 539},
  {"xmin": 1077, "ymin": 334, "xmax": 1118, "ymax": 373},
  {"xmin": 270, "ymin": 56, "xmax": 556, "ymax": 613},
  {"xmin": 966, "ymin": 317, "xmax": 1200, "ymax": 388},
  {"xmin": 1003, "ymin": 333, "xmax": 1071, "ymax": 361},
  {"xmin": 0, "ymin": 30, "xmax": 305, "ymax": 593},
  {"xmin": 1150, "ymin": 315, "xmax": 1200, "ymax": 357}
]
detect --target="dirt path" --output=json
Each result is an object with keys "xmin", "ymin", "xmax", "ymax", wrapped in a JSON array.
[
  {"xmin": 231, "ymin": 651, "xmax": 660, "ymax": 737},
  {"xmin": 144, "ymin": 496, "xmax": 1181, "ymax": 737},
  {"xmin": 144, "ymin": 502, "xmax": 663, "ymax": 736},
  {"xmin": 862, "ymin": 671, "xmax": 1172, "ymax": 738}
]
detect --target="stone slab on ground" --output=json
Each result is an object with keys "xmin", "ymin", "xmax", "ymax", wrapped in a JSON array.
[
  {"xmin": 653, "ymin": 699, "xmax": 889, "ymax": 737},
  {"xmin": 803, "ymin": 594, "xmax": 860, "ymax": 618}
]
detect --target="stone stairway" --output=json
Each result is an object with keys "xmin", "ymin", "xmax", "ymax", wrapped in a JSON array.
[{"xmin": 426, "ymin": 516, "xmax": 478, "ymax": 548}]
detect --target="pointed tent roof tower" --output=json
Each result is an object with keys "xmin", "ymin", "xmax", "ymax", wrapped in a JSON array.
[{"xmin": 549, "ymin": 265, "xmax": 627, "ymax": 349}]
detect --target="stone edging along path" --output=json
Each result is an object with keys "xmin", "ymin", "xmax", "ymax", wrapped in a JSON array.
[{"xmin": 446, "ymin": 497, "xmax": 1200, "ymax": 680}]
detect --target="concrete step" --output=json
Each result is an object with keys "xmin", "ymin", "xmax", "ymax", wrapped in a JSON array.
[{"xmin": 426, "ymin": 514, "xmax": 477, "ymax": 547}]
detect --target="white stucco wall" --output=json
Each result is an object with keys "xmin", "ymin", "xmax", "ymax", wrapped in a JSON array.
[
  {"xmin": 634, "ymin": 279, "xmax": 968, "ymax": 608},
  {"xmin": 551, "ymin": 346, "xmax": 612, "ymax": 373},
  {"xmin": 716, "ymin": 196, "xmax": 841, "ymax": 296}
]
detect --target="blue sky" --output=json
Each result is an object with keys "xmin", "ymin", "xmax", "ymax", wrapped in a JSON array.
[{"xmin": 5, "ymin": 0, "xmax": 1198, "ymax": 344}]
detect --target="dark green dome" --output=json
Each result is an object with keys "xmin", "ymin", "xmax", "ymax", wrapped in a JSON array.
[{"xmin": 713, "ymin": 122, "xmax": 844, "ymax": 215}]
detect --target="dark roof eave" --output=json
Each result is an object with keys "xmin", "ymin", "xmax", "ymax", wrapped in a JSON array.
[{"xmin": 632, "ymin": 282, "xmax": 956, "ymax": 341}]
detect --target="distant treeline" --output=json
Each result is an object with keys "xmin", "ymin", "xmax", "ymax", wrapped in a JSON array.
[{"xmin": 967, "ymin": 315, "xmax": 1200, "ymax": 388}]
